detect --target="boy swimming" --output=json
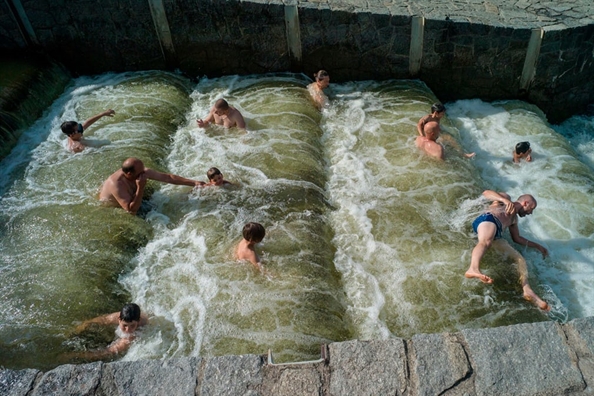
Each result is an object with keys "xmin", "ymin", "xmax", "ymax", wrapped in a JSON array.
[
  {"xmin": 236, "ymin": 222, "xmax": 266, "ymax": 270},
  {"xmin": 513, "ymin": 141, "xmax": 532, "ymax": 163}
]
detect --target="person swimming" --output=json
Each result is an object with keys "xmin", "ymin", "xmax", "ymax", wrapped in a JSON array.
[{"xmin": 513, "ymin": 141, "xmax": 532, "ymax": 163}]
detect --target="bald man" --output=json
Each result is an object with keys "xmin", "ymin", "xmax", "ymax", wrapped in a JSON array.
[
  {"xmin": 415, "ymin": 121, "xmax": 444, "ymax": 159},
  {"xmin": 99, "ymin": 157, "xmax": 203, "ymax": 214},
  {"xmin": 465, "ymin": 190, "xmax": 550, "ymax": 311},
  {"xmin": 197, "ymin": 98, "xmax": 246, "ymax": 129}
]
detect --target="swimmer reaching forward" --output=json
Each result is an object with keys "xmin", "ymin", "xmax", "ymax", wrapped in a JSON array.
[
  {"xmin": 465, "ymin": 190, "xmax": 550, "ymax": 311},
  {"xmin": 197, "ymin": 98, "xmax": 246, "ymax": 129},
  {"xmin": 68, "ymin": 303, "xmax": 148, "ymax": 361}
]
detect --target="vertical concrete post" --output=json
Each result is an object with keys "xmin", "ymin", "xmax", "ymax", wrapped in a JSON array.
[
  {"xmin": 409, "ymin": 16, "xmax": 425, "ymax": 76},
  {"xmin": 284, "ymin": 0, "xmax": 302, "ymax": 70},
  {"xmin": 4, "ymin": 0, "xmax": 38, "ymax": 47},
  {"xmin": 520, "ymin": 28, "xmax": 544, "ymax": 92},
  {"xmin": 147, "ymin": 0, "xmax": 177, "ymax": 68}
]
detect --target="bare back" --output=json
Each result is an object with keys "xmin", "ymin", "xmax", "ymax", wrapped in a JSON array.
[{"xmin": 99, "ymin": 170, "xmax": 136, "ymax": 206}]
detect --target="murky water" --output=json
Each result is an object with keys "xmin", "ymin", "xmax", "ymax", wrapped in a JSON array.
[{"xmin": 0, "ymin": 71, "xmax": 592, "ymax": 370}]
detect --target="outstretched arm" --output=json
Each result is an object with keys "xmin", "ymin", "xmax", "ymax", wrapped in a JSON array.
[
  {"xmin": 74, "ymin": 312, "xmax": 119, "ymax": 334},
  {"xmin": 144, "ymin": 168, "xmax": 201, "ymax": 187},
  {"xmin": 81, "ymin": 109, "xmax": 115, "ymax": 130},
  {"xmin": 439, "ymin": 132, "xmax": 475, "ymax": 158},
  {"xmin": 509, "ymin": 223, "xmax": 549, "ymax": 258}
]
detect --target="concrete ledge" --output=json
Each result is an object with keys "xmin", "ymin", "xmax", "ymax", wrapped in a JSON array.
[{"xmin": 2, "ymin": 316, "xmax": 593, "ymax": 396}]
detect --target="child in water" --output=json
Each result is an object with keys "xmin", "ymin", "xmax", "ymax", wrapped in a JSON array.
[
  {"xmin": 307, "ymin": 70, "xmax": 330, "ymax": 109},
  {"xmin": 69, "ymin": 303, "xmax": 148, "ymax": 361},
  {"xmin": 513, "ymin": 141, "xmax": 532, "ymax": 163},
  {"xmin": 61, "ymin": 109, "xmax": 115, "ymax": 152},
  {"xmin": 236, "ymin": 222, "xmax": 266, "ymax": 270},
  {"xmin": 204, "ymin": 167, "xmax": 234, "ymax": 186}
]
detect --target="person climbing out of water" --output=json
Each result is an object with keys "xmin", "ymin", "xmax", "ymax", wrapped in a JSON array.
[
  {"xmin": 69, "ymin": 303, "xmax": 148, "ymax": 361},
  {"xmin": 60, "ymin": 109, "xmax": 115, "ymax": 153},
  {"xmin": 197, "ymin": 98, "xmax": 246, "ymax": 129},
  {"xmin": 513, "ymin": 141, "xmax": 532, "ymax": 163},
  {"xmin": 236, "ymin": 222, "xmax": 266, "ymax": 270},
  {"xmin": 99, "ymin": 157, "xmax": 202, "ymax": 215},
  {"xmin": 465, "ymin": 190, "xmax": 550, "ymax": 311},
  {"xmin": 307, "ymin": 70, "xmax": 330, "ymax": 109},
  {"xmin": 417, "ymin": 103, "xmax": 446, "ymax": 137}
]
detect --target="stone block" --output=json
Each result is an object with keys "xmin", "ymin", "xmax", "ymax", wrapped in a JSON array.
[
  {"xmin": 98, "ymin": 358, "xmax": 199, "ymax": 396},
  {"xmin": 31, "ymin": 362, "xmax": 102, "ymax": 396},
  {"xmin": 410, "ymin": 333, "xmax": 472, "ymax": 396},
  {"xmin": 564, "ymin": 317, "xmax": 594, "ymax": 390},
  {"xmin": 0, "ymin": 369, "xmax": 39, "ymax": 396},
  {"xmin": 328, "ymin": 339, "xmax": 407, "ymax": 396},
  {"xmin": 462, "ymin": 321, "xmax": 585, "ymax": 396},
  {"xmin": 199, "ymin": 354, "xmax": 264, "ymax": 396},
  {"xmin": 263, "ymin": 364, "xmax": 323, "ymax": 396}
]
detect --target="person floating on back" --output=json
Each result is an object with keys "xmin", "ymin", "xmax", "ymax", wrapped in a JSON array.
[
  {"xmin": 307, "ymin": 70, "xmax": 330, "ymax": 109},
  {"xmin": 197, "ymin": 98, "xmax": 246, "ymax": 129},
  {"xmin": 236, "ymin": 222, "xmax": 266, "ymax": 270},
  {"xmin": 465, "ymin": 190, "xmax": 550, "ymax": 311},
  {"xmin": 70, "ymin": 303, "xmax": 148, "ymax": 361},
  {"xmin": 415, "ymin": 103, "xmax": 475, "ymax": 160},
  {"xmin": 513, "ymin": 141, "xmax": 532, "ymax": 163},
  {"xmin": 61, "ymin": 109, "xmax": 115, "ymax": 153},
  {"xmin": 99, "ymin": 157, "xmax": 202, "ymax": 215}
]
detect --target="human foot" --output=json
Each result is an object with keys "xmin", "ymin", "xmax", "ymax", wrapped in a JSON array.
[
  {"xmin": 464, "ymin": 270, "xmax": 493, "ymax": 284},
  {"xmin": 523, "ymin": 286, "xmax": 550, "ymax": 311}
]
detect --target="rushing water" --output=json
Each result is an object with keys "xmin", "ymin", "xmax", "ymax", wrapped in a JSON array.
[{"xmin": 0, "ymin": 71, "xmax": 592, "ymax": 370}]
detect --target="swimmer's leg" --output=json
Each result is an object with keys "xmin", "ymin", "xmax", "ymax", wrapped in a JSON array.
[
  {"xmin": 493, "ymin": 239, "xmax": 550, "ymax": 311},
  {"xmin": 465, "ymin": 221, "xmax": 497, "ymax": 284}
]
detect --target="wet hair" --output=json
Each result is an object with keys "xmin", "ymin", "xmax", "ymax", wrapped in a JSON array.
[
  {"xmin": 242, "ymin": 222, "xmax": 265, "ymax": 243},
  {"xmin": 214, "ymin": 99, "xmax": 229, "ymax": 110},
  {"xmin": 119, "ymin": 303, "xmax": 141, "ymax": 322},
  {"xmin": 515, "ymin": 141, "xmax": 531, "ymax": 155},
  {"xmin": 314, "ymin": 70, "xmax": 329, "ymax": 81},
  {"xmin": 431, "ymin": 103, "xmax": 446, "ymax": 114},
  {"xmin": 207, "ymin": 167, "xmax": 222, "ymax": 180},
  {"xmin": 61, "ymin": 121, "xmax": 81, "ymax": 136}
]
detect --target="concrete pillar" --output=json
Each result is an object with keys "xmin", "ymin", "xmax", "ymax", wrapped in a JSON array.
[
  {"xmin": 520, "ymin": 28, "xmax": 544, "ymax": 92},
  {"xmin": 147, "ymin": 0, "xmax": 177, "ymax": 68},
  {"xmin": 409, "ymin": 16, "xmax": 425, "ymax": 76},
  {"xmin": 284, "ymin": 0, "xmax": 302, "ymax": 70},
  {"xmin": 4, "ymin": 0, "xmax": 38, "ymax": 47}
]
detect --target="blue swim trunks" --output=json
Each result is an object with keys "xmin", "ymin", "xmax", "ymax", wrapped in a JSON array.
[{"xmin": 472, "ymin": 212, "xmax": 503, "ymax": 239}]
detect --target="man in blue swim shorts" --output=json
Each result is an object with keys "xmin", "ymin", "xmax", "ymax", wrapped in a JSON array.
[{"xmin": 465, "ymin": 190, "xmax": 550, "ymax": 311}]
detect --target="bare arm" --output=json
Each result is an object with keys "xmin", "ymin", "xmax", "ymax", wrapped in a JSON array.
[
  {"xmin": 439, "ymin": 132, "xmax": 475, "ymax": 158},
  {"xmin": 74, "ymin": 312, "xmax": 119, "ymax": 334},
  {"xmin": 111, "ymin": 174, "xmax": 146, "ymax": 215},
  {"xmin": 482, "ymin": 190, "xmax": 514, "ymax": 214},
  {"xmin": 144, "ymin": 168, "xmax": 201, "ymax": 187},
  {"xmin": 81, "ymin": 109, "xmax": 115, "ymax": 130},
  {"xmin": 197, "ymin": 108, "xmax": 215, "ymax": 128},
  {"xmin": 232, "ymin": 110, "xmax": 246, "ymax": 129},
  {"xmin": 417, "ymin": 116, "xmax": 427, "ymax": 136},
  {"xmin": 509, "ymin": 223, "xmax": 549, "ymax": 258}
]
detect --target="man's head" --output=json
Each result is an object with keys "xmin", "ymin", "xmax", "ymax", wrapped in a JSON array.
[
  {"xmin": 314, "ymin": 70, "xmax": 330, "ymax": 88},
  {"xmin": 517, "ymin": 194, "xmax": 537, "ymax": 217},
  {"xmin": 424, "ymin": 121, "xmax": 441, "ymax": 141},
  {"xmin": 121, "ymin": 158, "xmax": 145, "ymax": 179},
  {"xmin": 430, "ymin": 103, "xmax": 446, "ymax": 119},
  {"xmin": 61, "ymin": 121, "xmax": 84, "ymax": 140},
  {"xmin": 243, "ymin": 222, "xmax": 265, "ymax": 243},
  {"xmin": 207, "ymin": 167, "xmax": 224, "ymax": 185},
  {"xmin": 119, "ymin": 303, "xmax": 141, "ymax": 334},
  {"xmin": 214, "ymin": 99, "xmax": 230, "ymax": 116}
]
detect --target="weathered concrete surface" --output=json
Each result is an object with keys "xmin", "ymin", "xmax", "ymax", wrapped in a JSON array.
[
  {"xmin": 1, "ymin": 0, "xmax": 592, "ymax": 122},
  {"xmin": 2, "ymin": 316, "xmax": 594, "ymax": 395}
]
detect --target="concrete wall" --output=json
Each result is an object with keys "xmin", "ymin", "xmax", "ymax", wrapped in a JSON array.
[
  {"xmin": 1, "ymin": 0, "xmax": 593, "ymax": 122},
  {"xmin": 2, "ymin": 317, "xmax": 593, "ymax": 396}
]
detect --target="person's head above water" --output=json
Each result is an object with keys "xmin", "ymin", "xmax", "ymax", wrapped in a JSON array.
[
  {"xmin": 243, "ymin": 222, "xmax": 266, "ymax": 243},
  {"xmin": 207, "ymin": 167, "xmax": 225, "ymax": 185},
  {"xmin": 214, "ymin": 99, "xmax": 230, "ymax": 115},
  {"xmin": 314, "ymin": 70, "xmax": 330, "ymax": 89},
  {"xmin": 121, "ymin": 157, "xmax": 145, "ymax": 178},
  {"xmin": 513, "ymin": 141, "xmax": 532, "ymax": 163},
  {"xmin": 515, "ymin": 141, "xmax": 531, "ymax": 155},
  {"xmin": 430, "ymin": 103, "xmax": 446, "ymax": 117},
  {"xmin": 119, "ymin": 303, "xmax": 142, "ymax": 334},
  {"xmin": 60, "ymin": 121, "xmax": 84, "ymax": 137}
]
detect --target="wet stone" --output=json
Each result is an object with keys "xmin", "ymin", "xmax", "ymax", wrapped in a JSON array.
[
  {"xmin": 461, "ymin": 321, "xmax": 585, "ymax": 396},
  {"xmin": 31, "ymin": 362, "xmax": 102, "ymax": 396},
  {"xmin": 0, "ymin": 369, "xmax": 39, "ymax": 396}
]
